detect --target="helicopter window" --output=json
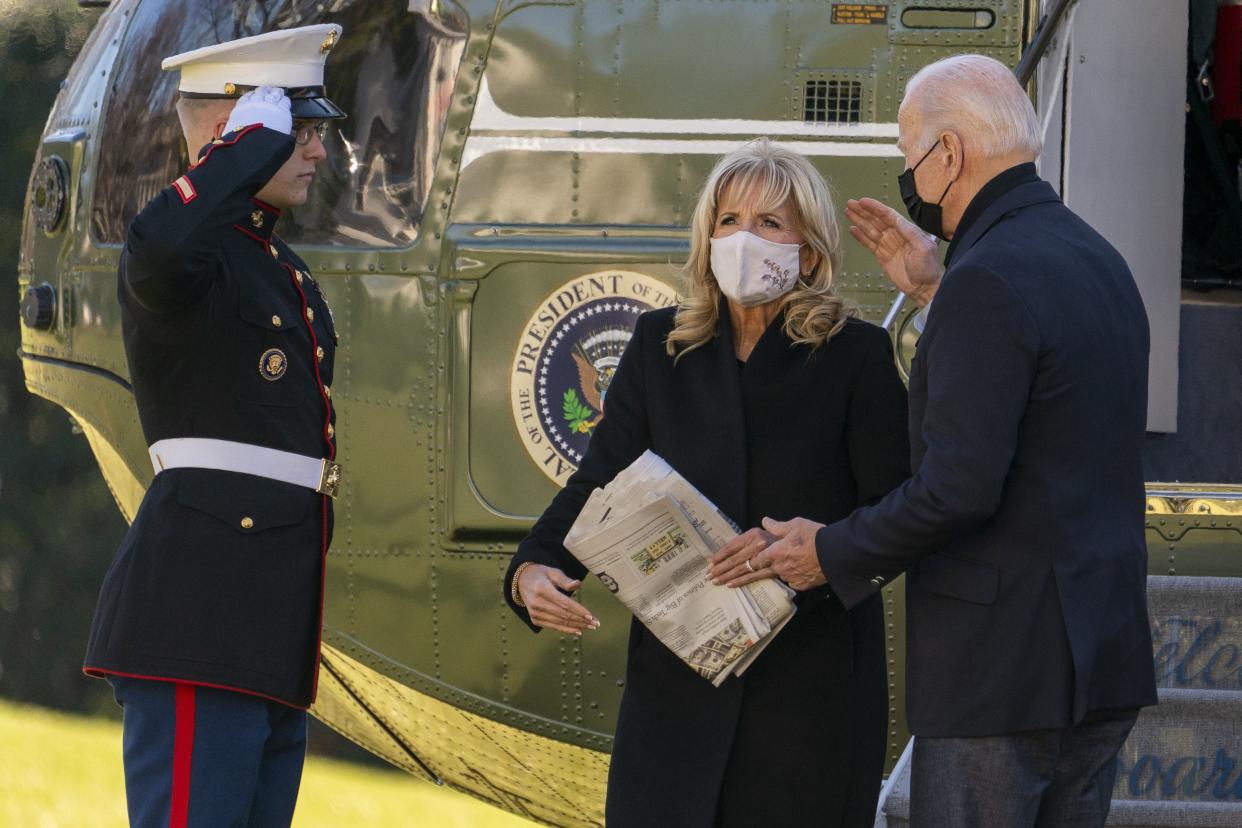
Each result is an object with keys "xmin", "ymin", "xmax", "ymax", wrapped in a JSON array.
[{"xmin": 91, "ymin": 0, "xmax": 466, "ymax": 248}]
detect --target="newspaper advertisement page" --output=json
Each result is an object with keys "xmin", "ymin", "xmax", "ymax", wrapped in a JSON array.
[{"xmin": 564, "ymin": 451, "xmax": 796, "ymax": 685}]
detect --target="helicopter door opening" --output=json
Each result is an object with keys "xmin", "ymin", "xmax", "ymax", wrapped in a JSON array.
[{"xmin": 1032, "ymin": 0, "xmax": 1185, "ymax": 435}]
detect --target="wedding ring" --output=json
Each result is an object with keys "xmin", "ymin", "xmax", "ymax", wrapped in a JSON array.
[{"xmin": 745, "ymin": 559, "xmax": 755, "ymax": 573}]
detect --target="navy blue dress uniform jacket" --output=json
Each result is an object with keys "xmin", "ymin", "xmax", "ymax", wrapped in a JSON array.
[
  {"xmin": 817, "ymin": 164, "xmax": 1158, "ymax": 738},
  {"xmin": 84, "ymin": 125, "xmax": 337, "ymax": 709},
  {"xmin": 504, "ymin": 306, "xmax": 910, "ymax": 828}
]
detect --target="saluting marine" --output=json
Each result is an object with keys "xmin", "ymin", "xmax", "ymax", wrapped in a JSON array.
[{"xmin": 82, "ymin": 25, "xmax": 346, "ymax": 828}]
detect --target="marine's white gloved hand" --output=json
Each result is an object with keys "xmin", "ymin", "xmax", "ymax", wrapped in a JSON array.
[{"xmin": 223, "ymin": 85, "xmax": 292, "ymax": 137}]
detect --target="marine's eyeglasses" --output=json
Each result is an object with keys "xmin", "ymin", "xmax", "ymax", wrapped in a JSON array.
[{"xmin": 292, "ymin": 120, "xmax": 329, "ymax": 146}]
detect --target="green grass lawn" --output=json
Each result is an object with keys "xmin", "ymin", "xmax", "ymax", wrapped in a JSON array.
[{"xmin": 0, "ymin": 698, "xmax": 533, "ymax": 827}]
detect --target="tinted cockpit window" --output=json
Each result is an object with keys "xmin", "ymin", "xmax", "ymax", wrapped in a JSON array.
[{"xmin": 92, "ymin": 0, "xmax": 465, "ymax": 247}]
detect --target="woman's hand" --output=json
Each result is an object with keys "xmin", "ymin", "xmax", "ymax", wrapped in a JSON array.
[
  {"xmin": 518, "ymin": 564, "xmax": 600, "ymax": 636},
  {"xmin": 707, "ymin": 527, "xmax": 777, "ymax": 586}
]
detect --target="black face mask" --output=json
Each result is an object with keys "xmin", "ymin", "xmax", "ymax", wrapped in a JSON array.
[{"xmin": 898, "ymin": 142, "xmax": 954, "ymax": 239}]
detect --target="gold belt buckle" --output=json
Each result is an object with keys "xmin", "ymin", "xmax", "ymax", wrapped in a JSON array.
[{"xmin": 317, "ymin": 460, "xmax": 342, "ymax": 498}]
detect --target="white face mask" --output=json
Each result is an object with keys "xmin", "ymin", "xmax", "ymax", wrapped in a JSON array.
[{"xmin": 709, "ymin": 231, "xmax": 804, "ymax": 307}]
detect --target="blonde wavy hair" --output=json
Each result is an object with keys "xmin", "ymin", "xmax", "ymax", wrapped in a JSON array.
[{"xmin": 665, "ymin": 139, "xmax": 853, "ymax": 358}]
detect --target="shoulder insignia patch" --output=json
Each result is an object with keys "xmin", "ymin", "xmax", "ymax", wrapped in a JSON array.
[
  {"xmin": 259, "ymin": 347, "xmax": 288, "ymax": 381},
  {"xmin": 172, "ymin": 175, "xmax": 197, "ymax": 204}
]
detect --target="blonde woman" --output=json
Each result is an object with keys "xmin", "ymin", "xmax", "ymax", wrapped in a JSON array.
[{"xmin": 503, "ymin": 140, "xmax": 909, "ymax": 827}]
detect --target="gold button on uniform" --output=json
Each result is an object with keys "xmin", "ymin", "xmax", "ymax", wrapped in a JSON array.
[
  {"xmin": 327, "ymin": 423, "xmax": 335, "ymax": 438},
  {"xmin": 271, "ymin": 315, "xmax": 282, "ymax": 327},
  {"xmin": 305, "ymin": 308, "xmax": 315, "ymax": 323},
  {"xmin": 316, "ymin": 345, "xmax": 325, "ymax": 362},
  {"xmin": 270, "ymin": 245, "xmax": 278, "ymax": 259},
  {"xmin": 295, "ymin": 271, "xmax": 304, "ymax": 284},
  {"xmin": 324, "ymin": 385, "xmax": 331, "ymax": 399},
  {"xmin": 240, "ymin": 516, "xmax": 255, "ymax": 529}
]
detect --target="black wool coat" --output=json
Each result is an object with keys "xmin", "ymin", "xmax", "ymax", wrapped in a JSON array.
[
  {"xmin": 84, "ymin": 126, "xmax": 338, "ymax": 708},
  {"xmin": 504, "ymin": 305, "xmax": 910, "ymax": 827},
  {"xmin": 817, "ymin": 164, "xmax": 1159, "ymax": 737}
]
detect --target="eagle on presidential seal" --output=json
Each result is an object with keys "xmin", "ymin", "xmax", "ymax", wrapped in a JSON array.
[{"xmin": 564, "ymin": 326, "xmax": 631, "ymax": 434}]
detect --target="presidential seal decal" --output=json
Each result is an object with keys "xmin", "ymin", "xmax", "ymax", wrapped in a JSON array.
[
  {"xmin": 511, "ymin": 270, "xmax": 677, "ymax": 485},
  {"xmin": 259, "ymin": 347, "xmax": 288, "ymax": 381}
]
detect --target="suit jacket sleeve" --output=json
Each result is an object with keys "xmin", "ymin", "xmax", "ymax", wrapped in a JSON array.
[
  {"xmin": 797, "ymin": 325, "xmax": 911, "ymax": 612},
  {"xmin": 816, "ymin": 264, "xmax": 1039, "ymax": 609},
  {"xmin": 120, "ymin": 125, "xmax": 295, "ymax": 313},
  {"xmin": 503, "ymin": 311, "xmax": 655, "ymax": 631}
]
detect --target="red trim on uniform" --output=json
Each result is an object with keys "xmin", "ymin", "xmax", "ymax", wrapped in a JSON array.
[
  {"xmin": 172, "ymin": 176, "xmax": 197, "ymax": 204},
  {"xmin": 251, "ymin": 196, "xmax": 282, "ymax": 215},
  {"xmin": 282, "ymin": 262, "xmax": 334, "ymax": 453},
  {"xmin": 170, "ymin": 684, "xmax": 196, "ymax": 828},
  {"xmin": 232, "ymin": 223, "xmax": 273, "ymax": 246},
  {"xmin": 189, "ymin": 123, "xmax": 262, "ymax": 169},
  {"xmin": 81, "ymin": 667, "xmax": 310, "ymax": 711},
  {"xmin": 284, "ymin": 261, "xmax": 334, "ymax": 703}
]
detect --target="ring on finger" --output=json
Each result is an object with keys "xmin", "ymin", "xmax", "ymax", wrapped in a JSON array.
[{"xmin": 745, "ymin": 559, "xmax": 755, "ymax": 573}]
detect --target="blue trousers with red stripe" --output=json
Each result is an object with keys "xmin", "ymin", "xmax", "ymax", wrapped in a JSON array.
[{"xmin": 108, "ymin": 676, "xmax": 307, "ymax": 828}]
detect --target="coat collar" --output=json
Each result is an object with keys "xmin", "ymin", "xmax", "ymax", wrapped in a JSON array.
[
  {"xmin": 945, "ymin": 167, "xmax": 1061, "ymax": 267},
  {"xmin": 234, "ymin": 197, "xmax": 282, "ymax": 244}
]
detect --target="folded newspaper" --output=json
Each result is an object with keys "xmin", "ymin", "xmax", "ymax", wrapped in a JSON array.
[{"xmin": 564, "ymin": 451, "xmax": 795, "ymax": 686}]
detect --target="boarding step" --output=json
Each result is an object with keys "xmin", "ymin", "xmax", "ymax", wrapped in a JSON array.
[
  {"xmin": 1112, "ymin": 688, "xmax": 1242, "ymax": 812},
  {"xmin": 878, "ymin": 689, "xmax": 1242, "ymax": 827},
  {"xmin": 877, "ymin": 575, "xmax": 1242, "ymax": 828},
  {"xmin": 1148, "ymin": 576, "xmax": 1242, "ymax": 692},
  {"xmin": 1106, "ymin": 800, "xmax": 1242, "ymax": 827}
]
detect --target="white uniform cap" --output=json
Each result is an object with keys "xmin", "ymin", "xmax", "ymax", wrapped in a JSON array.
[{"xmin": 161, "ymin": 24, "xmax": 345, "ymax": 118}]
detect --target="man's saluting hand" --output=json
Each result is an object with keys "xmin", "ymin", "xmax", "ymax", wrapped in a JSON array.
[
  {"xmin": 223, "ymin": 84, "xmax": 293, "ymax": 136},
  {"xmin": 844, "ymin": 197, "xmax": 943, "ymax": 308}
]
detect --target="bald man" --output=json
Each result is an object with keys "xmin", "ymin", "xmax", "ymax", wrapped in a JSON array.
[{"xmin": 728, "ymin": 54, "xmax": 1158, "ymax": 826}]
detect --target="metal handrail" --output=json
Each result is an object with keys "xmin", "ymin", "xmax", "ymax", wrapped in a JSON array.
[{"xmin": 1016, "ymin": 0, "xmax": 1078, "ymax": 87}]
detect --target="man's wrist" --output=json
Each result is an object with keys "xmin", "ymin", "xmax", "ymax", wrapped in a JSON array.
[{"xmin": 909, "ymin": 283, "xmax": 939, "ymax": 310}]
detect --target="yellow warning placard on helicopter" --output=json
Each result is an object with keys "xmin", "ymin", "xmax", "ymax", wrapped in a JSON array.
[{"xmin": 831, "ymin": 4, "xmax": 887, "ymax": 25}]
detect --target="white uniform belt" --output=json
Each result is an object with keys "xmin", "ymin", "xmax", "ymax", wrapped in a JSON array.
[{"xmin": 148, "ymin": 438, "xmax": 341, "ymax": 498}]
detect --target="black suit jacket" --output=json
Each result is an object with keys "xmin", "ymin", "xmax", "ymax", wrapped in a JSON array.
[
  {"xmin": 84, "ymin": 126, "xmax": 337, "ymax": 708},
  {"xmin": 505, "ymin": 306, "xmax": 909, "ymax": 827},
  {"xmin": 817, "ymin": 165, "xmax": 1158, "ymax": 737}
]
